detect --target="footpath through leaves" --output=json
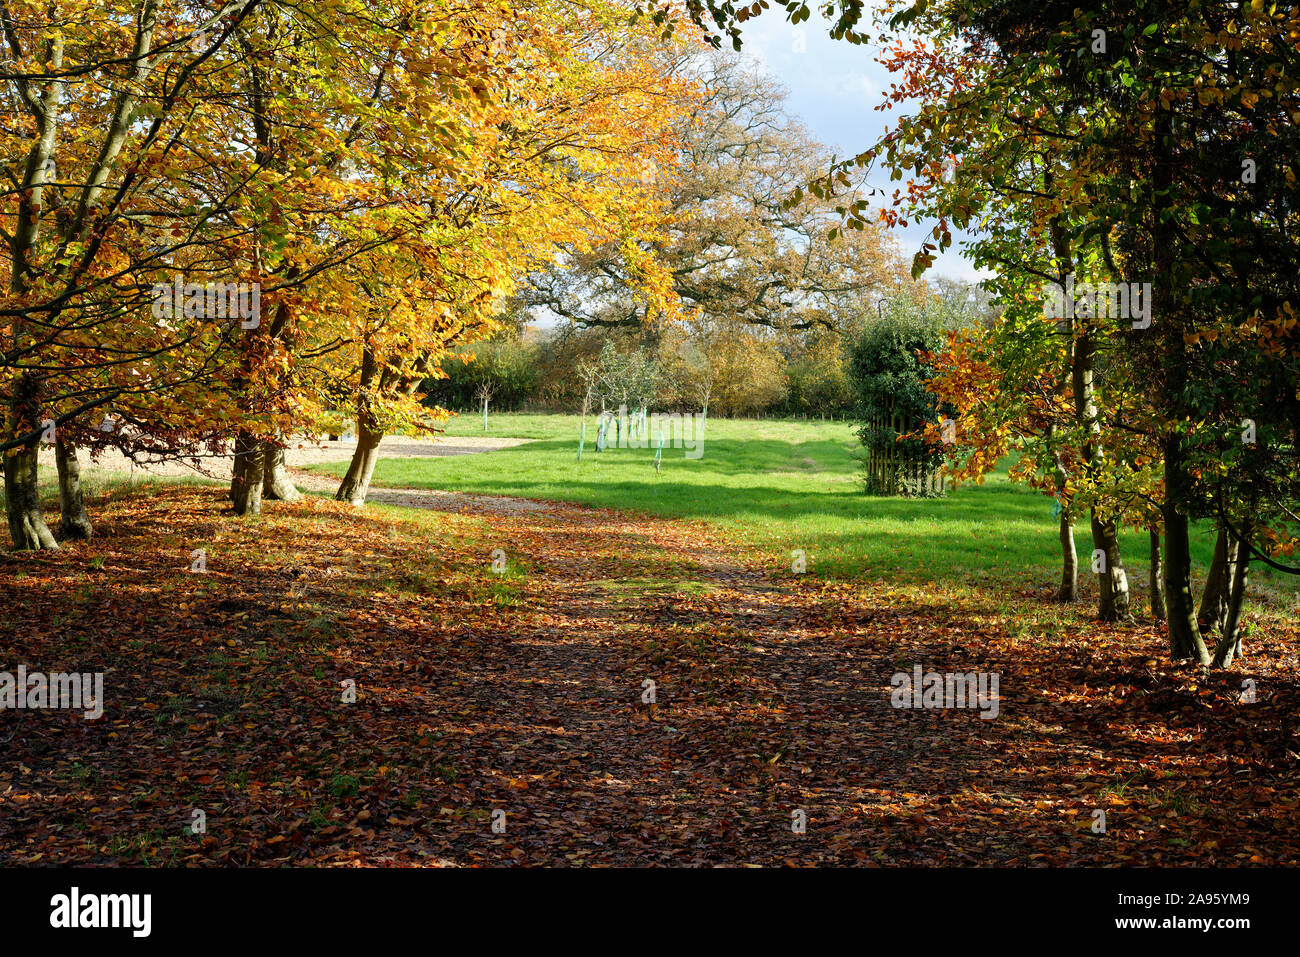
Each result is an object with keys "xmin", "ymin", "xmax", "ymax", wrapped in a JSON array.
[{"xmin": 2, "ymin": 484, "xmax": 1297, "ymax": 866}]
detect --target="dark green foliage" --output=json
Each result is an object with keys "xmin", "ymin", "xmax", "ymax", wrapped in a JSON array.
[
  {"xmin": 422, "ymin": 340, "xmax": 541, "ymax": 412},
  {"xmin": 849, "ymin": 308, "xmax": 954, "ymax": 496}
]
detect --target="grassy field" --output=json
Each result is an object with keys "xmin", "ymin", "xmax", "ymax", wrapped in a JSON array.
[{"xmin": 310, "ymin": 412, "xmax": 1299, "ymax": 614}]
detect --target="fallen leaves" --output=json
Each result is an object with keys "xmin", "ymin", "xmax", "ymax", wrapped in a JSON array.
[{"xmin": 0, "ymin": 484, "xmax": 1297, "ymax": 866}]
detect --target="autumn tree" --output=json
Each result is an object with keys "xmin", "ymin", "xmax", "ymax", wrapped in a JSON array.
[
  {"xmin": 0, "ymin": 0, "xmax": 508, "ymax": 534},
  {"xmin": 0, "ymin": 0, "xmax": 282, "ymax": 547},
  {"xmin": 521, "ymin": 51, "xmax": 911, "ymax": 344},
  {"xmin": 319, "ymin": 0, "xmax": 695, "ymax": 503},
  {"xmin": 216, "ymin": 0, "xmax": 540, "ymax": 515},
  {"xmin": 679, "ymin": 0, "xmax": 1300, "ymax": 659},
  {"xmin": 934, "ymin": 0, "xmax": 1300, "ymax": 657}
]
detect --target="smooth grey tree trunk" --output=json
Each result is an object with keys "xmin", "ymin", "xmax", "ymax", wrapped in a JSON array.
[
  {"xmin": 335, "ymin": 425, "xmax": 382, "ymax": 506},
  {"xmin": 55, "ymin": 437, "xmax": 92, "ymax": 541},
  {"xmin": 1197, "ymin": 528, "xmax": 1238, "ymax": 635},
  {"xmin": 1213, "ymin": 535, "xmax": 1250, "ymax": 668},
  {"xmin": 4, "ymin": 443, "xmax": 59, "ymax": 550},
  {"xmin": 1090, "ymin": 512, "xmax": 1131, "ymax": 621},
  {"xmin": 1057, "ymin": 515, "xmax": 1078, "ymax": 601},
  {"xmin": 261, "ymin": 439, "xmax": 301, "ymax": 501},
  {"xmin": 230, "ymin": 432, "xmax": 264, "ymax": 516},
  {"xmin": 1148, "ymin": 529, "xmax": 1166, "ymax": 621}
]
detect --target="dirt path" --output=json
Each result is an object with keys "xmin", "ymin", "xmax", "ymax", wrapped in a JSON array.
[
  {"xmin": 290, "ymin": 471, "xmax": 556, "ymax": 517},
  {"xmin": 37, "ymin": 434, "xmax": 529, "ymax": 482},
  {"xmin": 308, "ymin": 484, "xmax": 1054, "ymax": 864},
  {"xmin": 310, "ymin": 484, "xmax": 1295, "ymax": 866}
]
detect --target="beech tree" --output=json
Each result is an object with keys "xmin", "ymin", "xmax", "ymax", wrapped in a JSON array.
[
  {"xmin": 321, "ymin": 0, "xmax": 695, "ymax": 504},
  {"xmin": 1, "ymin": 0, "xmax": 274, "ymax": 547},
  {"xmin": 2, "ymin": 0, "xmax": 697, "ymax": 534}
]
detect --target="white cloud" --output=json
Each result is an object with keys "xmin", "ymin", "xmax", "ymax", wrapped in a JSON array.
[{"xmin": 813, "ymin": 71, "xmax": 876, "ymax": 101}]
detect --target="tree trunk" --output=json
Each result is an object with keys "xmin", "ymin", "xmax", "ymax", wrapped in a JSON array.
[
  {"xmin": 1090, "ymin": 511, "xmax": 1131, "ymax": 621},
  {"xmin": 1163, "ymin": 438, "xmax": 1210, "ymax": 663},
  {"xmin": 54, "ymin": 437, "xmax": 92, "ymax": 541},
  {"xmin": 336, "ymin": 343, "xmax": 382, "ymax": 506},
  {"xmin": 335, "ymin": 424, "xmax": 382, "ymax": 505},
  {"xmin": 1149, "ymin": 114, "xmax": 1208, "ymax": 662},
  {"xmin": 230, "ymin": 431, "xmax": 264, "ymax": 516},
  {"xmin": 261, "ymin": 438, "xmax": 301, "ymax": 502},
  {"xmin": 3, "ymin": 443, "xmax": 59, "ymax": 550},
  {"xmin": 228, "ymin": 262, "xmax": 298, "ymax": 513},
  {"xmin": 1148, "ymin": 529, "xmax": 1166, "ymax": 621},
  {"xmin": 1057, "ymin": 514, "xmax": 1077, "ymax": 601},
  {"xmin": 1212, "ymin": 530, "xmax": 1250, "ymax": 668},
  {"xmin": 229, "ymin": 438, "xmax": 240, "ymax": 502},
  {"xmin": 1049, "ymin": 439, "xmax": 1075, "ymax": 601},
  {"xmin": 1071, "ymin": 318, "xmax": 1130, "ymax": 622},
  {"xmin": 1197, "ymin": 527, "xmax": 1237, "ymax": 635}
]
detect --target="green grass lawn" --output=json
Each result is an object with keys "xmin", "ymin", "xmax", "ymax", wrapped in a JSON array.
[{"xmin": 310, "ymin": 411, "xmax": 1300, "ymax": 613}]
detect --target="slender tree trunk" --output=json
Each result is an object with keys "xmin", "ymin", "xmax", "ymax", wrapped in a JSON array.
[
  {"xmin": 1058, "ymin": 514, "xmax": 1078, "ymax": 601},
  {"xmin": 1072, "ymin": 323, "xmax": 1130, "ymax": 622},
  {"xmin": 1049, "ymin": 211, "xmax": 1130, "ymax": 621},
  {"xmin": 230, "ymin": 431, "xmax": 264, "ymax": 516},
  {"xmin": 1149, "ymin": 113, "xmax": 1207, "ymax": 662},
  {"xmin": 261, "ymin": 437, "xmax": 301, "ymax": 501},
  {"xmin": 1050, "ymin": 440, "xmax": 1076, "ymax": 601},
  {"xmin": 1163, "ymin": 438, "xmax": 1210, "ymax": 663},
  {"xmin": 1213, "ymin": 530, "xmax": 1250, "ymax": 668},
  {"xmin": 1163, "ymin": 508, "xmax": 1205, "ymax": 661},
  {"xmin": 1149, "ymin": 529, "xmax": 1166, "ymax": 620},
  {"xmin": 229, "ymin": 450, "xmax": 240, "ymax": 501},
  {"xmin": 336, "ymin": 343, "xmax": 381, "ymax": 506},
  {"xmin": 3, "ymin": 443, "xmax": 59, "ymax": 550},
  {"xmin": 1197, "ymin": 527, "xmax": 1237, "ymax": 635},
  {"xmin": 54, "ymin": 437, "xmax": 92, "ymax": 541},
  {"xmin": 335, "ymin": 424, "xmax": 382, "ymax": 506},
  {"xmin": 1090, "ymin": 511, "xmax": 1131, "ymax": 621}
]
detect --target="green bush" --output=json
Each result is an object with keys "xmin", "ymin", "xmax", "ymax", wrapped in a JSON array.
[{"xmin": 848, "ymin": 306, "xmax": 954, "ymax": 496}]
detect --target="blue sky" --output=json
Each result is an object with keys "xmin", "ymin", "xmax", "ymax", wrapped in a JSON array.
[{"xmin": 728, "ymin": 8, "xmax": 987, "ymax": 283}]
